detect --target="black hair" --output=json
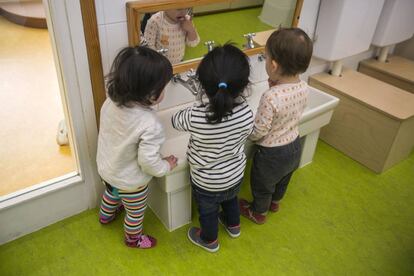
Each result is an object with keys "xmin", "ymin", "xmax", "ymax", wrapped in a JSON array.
[
  {"xmin": 266, "ymin": 28, "xmax": 313, "ymax": 76},
  {"xmin": 140, "ymin": 13, "xmax": 153, "ymax": 33},
  {"xmin": 106, "ymin": 46, "xmax": 173, "ymax": 107},
  {"xmin": 197, "ymin": 44, "xmax": 250, "ymax": 124}
]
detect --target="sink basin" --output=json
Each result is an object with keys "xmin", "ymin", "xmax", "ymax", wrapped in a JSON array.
[{"xmin": 157, "ymin": 81, "xmax": 339, "ymax": 169}]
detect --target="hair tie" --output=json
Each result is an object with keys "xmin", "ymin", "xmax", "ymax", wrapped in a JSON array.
[{"xmin": 218, "ymin": 82, "xmax": 228, "ymax": 89}]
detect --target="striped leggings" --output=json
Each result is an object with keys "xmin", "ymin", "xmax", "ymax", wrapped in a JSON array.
[{"xmin": 99, "ymin": 183, "xmax": 148, "ymax": 236}]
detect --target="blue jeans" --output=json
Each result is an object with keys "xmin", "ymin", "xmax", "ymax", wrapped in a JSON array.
[{"xmin": 192, "ymin": 182, "xmax": 241, "ymax": 242}]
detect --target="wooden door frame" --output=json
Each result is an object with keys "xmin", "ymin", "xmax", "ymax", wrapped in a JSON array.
[{"xmin": 79, "ymin": 0, "xmax": 106, "ymax": 125}]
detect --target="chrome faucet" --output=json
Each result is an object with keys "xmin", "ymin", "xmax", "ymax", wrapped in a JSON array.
[
  {"xmin": 204, "ymin": 41, "xmax": 215, "ymax": 53},
  {"xmin": 258, "ymin": 53, "xmax": 266, "ymax": 62},
  {"xmin": 172, "ymin": 69, "xmax": 200, "ymax": 96},
  {"xmin": 243, "ymin": 33, "xmax": 256, "ymax": 49},
  {"xmin": 157, "ymin": 48, "xmax": 168, "ymax": 55}
]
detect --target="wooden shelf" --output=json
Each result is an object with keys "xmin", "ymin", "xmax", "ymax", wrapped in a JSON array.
[
  {"xmin": 359, "ymin": 55, "xmax": 414, "ymax": 94},
  {"xmin": 310, "ymin": 68, "xmax": 414, "ymax": 120},
  {"xmin": 309, "ymin": 68, "xmax": 414, "ymax": 173}
]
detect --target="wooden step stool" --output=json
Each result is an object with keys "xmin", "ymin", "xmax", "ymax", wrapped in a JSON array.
[{"xmin": 309, "ymin": 68, "xmax": 414, "ymax": 173}]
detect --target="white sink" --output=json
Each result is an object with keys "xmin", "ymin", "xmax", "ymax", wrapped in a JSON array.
[
  {"xmin": 150, "ymin": 80, "xmax": 339, "ymax": 231},
  {"xmin": 158, "ymin": 81, "xmax": 339, "ymax": 169}
]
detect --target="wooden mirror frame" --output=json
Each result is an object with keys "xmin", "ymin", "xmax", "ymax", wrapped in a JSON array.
[{"xmin": 127, "ymin": 0, "xmax": 304, "ymax": 74}]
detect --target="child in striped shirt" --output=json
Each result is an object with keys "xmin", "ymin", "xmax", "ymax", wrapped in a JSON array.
[
  {"xmin": 239, "ymin": 28, "xmax": 313, "ymax": 224},
  {"xmin": 172, "ymin": 44, "xmax": 253, "ymax": 252}
]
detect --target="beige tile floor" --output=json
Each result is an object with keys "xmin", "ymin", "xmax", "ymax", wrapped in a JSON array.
[{"xmin": 0, "ymin": 16, "xmax": 75, "ymax": 196}]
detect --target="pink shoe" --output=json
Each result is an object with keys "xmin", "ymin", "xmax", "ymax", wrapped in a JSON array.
[
  {"xmin": 125, "ymin": 234, "xmax": 157, "ymax": 249},
  {"xmin": 99, "ymin": 204, "xmax": 124, "ymax": 224}
]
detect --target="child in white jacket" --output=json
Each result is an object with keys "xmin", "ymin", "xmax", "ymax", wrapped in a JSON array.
[{"xmin": 97, "ymin": 46, "xmax": 177, "ymax": 249}]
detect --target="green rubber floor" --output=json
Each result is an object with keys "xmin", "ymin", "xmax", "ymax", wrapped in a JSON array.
[
  {"xmin": 1, "ymin": 141, "xmax": 413, "ymax": 275},
  {"xmin": 183, "ymin": 7, "xmax": 273, "ymax": 61}
]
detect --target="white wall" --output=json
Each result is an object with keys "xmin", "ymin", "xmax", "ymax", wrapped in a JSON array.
[{"xmin": 95, "ymin": 0, "xmax": 128, "ymax": 76}]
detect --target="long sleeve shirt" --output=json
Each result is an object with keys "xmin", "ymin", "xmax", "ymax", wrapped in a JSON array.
[
  {"xmin": 144, "ymin": 12, "xmax": 200, "ymax": 64},
  {"xmin": 172, "ymin": 101, "xmax": 253, "ymax": 192},
  {"xmin": 97, "ymin": 98, "xmax": 170, "ymax": 191},
  {"xmin": 250, "ymin": 81, "xmax": 309, "ymax": 147}
]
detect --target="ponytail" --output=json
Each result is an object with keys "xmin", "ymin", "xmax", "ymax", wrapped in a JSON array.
[
  {"xmin": 197, "ymin": 44, "xmax": 250, "ymax": 124},
  {"xmin": 206, "ymin": 86, "xmax": 234, "ymax": 123}
]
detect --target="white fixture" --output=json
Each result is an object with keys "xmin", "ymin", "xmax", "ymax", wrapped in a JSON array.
[
  {"xmin": 313, "ymin": 0, "xmax": 385, "ymax": 62},
  {"xmin": 372, "ymin": 0, "xmax": 414, "ymax": 48},
  {"xmin": 371, "ymin": 0, "xmax": 414, "ymax": 62}
]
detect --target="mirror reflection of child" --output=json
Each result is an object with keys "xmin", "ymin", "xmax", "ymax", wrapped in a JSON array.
[{"xmin": 144, "ymin": 9, "xmax": 200, "ymax": 64}]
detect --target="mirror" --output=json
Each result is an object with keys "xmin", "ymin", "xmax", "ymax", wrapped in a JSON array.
[{"xmin": 127, "ymin": 0, "xmax": 303, "ymax": 73}]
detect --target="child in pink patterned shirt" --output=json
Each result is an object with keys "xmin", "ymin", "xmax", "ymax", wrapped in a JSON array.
[
  {"xmin": 144, "ymin": 9, "xmax": 200, "ymax": 64},
  {"xmin": 240, "ymin": 28, "xmax": 313, "ymax": 224}
]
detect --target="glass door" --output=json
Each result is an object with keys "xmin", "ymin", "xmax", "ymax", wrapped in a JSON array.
[
  {"xmin": 0, "ymin": 0, "xmax": 77, "ymax": 198},
  {"xmin": 0, "ymin": 0, "xmax": 101, "ymax": 244}
]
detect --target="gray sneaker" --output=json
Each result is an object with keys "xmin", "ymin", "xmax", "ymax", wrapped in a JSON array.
[
  {"xmin": 187, "ymin": 227, "xmax": 219, "ymax": 253},
  {"xmin": 218, "ymin": 212, "xmax": 241, "ymax": 238}
]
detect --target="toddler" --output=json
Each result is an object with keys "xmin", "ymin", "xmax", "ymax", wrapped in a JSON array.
[
  {"xmin": 239, "ymin": 28, "xmax": 313, "ymax": 224},
  {"xmin": 172, "ymin": 44, "xmax": 253, "ymax": 252},
  {"xmin": 97, "ymin": 46, "xmax": 177, "ymax": 248}
]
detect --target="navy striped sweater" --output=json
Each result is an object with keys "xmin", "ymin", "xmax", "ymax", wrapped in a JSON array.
[{"xmin": 172, "ymin": 101, "xmax": 254, "ymax": 192}]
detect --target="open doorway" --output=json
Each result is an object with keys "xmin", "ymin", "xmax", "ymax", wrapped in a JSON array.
[{"xmin": 0, "ymin": 1, "xmax": 76, "ymax": 197}]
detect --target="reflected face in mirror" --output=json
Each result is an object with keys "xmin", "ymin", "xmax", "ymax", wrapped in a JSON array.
[
  {"xmin": 164, "ymin": 9, "xmax": 188, "ymax": 23},
  {"xmin": 143, "ymin": 7, "xmax": 200, "ymax": 65}
]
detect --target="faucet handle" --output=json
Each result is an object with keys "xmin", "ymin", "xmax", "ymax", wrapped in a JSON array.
[
  {"xmin": 172, "ymin": 73, "xmax": 180, "ymax": 83},
  {"xmin": 157, "ymin": 48, "xmax": 168, "ymax": 55},
  {"xmin": 243, "ymin": 33, "xmax": 256, "ymax": 39},
  {"xmin": 187, "ymin": 68, "xmax": 197, "ymax": 78},
  {"xmin": 243, "ymin": 33, "xmax": 256, "ymax": 49},
  {"xmin": 204, "ymin": 41, "xmax": 215, "ymax": 53},
  {"xmin": 258, "ymin": 53, "xmax": 266, "ymax": 62}
]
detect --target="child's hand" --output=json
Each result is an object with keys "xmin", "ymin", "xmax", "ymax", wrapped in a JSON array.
[
  {"xmin": 180, "ymin": 15, "xmax": 196, "ymax": 33},
  {"xmin": 164, "ymin": 155, "xmax": 178, "ymax": 170}
]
